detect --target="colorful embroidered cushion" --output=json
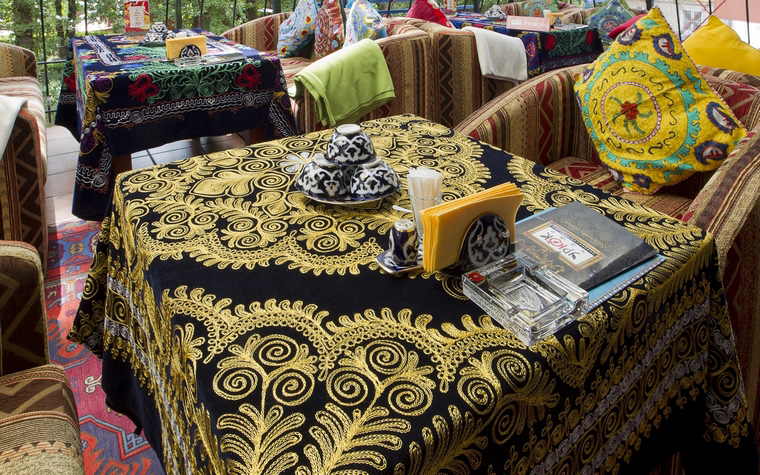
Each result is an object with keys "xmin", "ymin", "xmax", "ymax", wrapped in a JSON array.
[
  {"xmin": 344, "ymin": 0, "xmax": 387, "ymax": 47},
  {"xmin": 683, "ymin": 15, "xmax": 760, "ymax": 76},
  {"xmin": 586, "ymin": 0, "xmax": 635, "ymax": 44},
  {"xmin": 407, "ymin": 0, "xmax": 454, "ymax": 28},
  {"xmin": 277, "ymin": 0, "xmax": 319, "ymax": 57},
  {"xmin": 522, "ymin": 0, "xmax": 560, "ymax": 17},
  {"xmin": 314, "ymin": 0, "xmax": 345, "ymax": 60},
  {"xmin": 607, "ymin": 12, "xmax": 643, "ymax": 39},
  {"xmin": 574, "ymin": 7, "xmax": 747, "ymax": 194}
]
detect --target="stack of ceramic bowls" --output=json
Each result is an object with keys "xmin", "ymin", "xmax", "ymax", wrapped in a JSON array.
[{"xmin": 296, "ymin": 124, "xmax": 399, "ymax": 201}]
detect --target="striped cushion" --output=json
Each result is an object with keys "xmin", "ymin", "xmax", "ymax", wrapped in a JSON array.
[
  {"xmin": 0, "ymin": 110, "xmax": 48, "ymax": 269},
  {"xmin": 0, "ymin": 44, "xmax": 37, "ymax": 79},
  {"xmin": 404, "ymin": 18, "xmax": 513, "ymax": 128},
  {"xmin": 700, "ymin": 66, "xmax": 760, "ymax": 89},
  {"xmin": 222, "ymin": 13, "xmax": 292, "ymax": 52},
  {"xmin": 0, "ymin": 77, "xmax": 47, "ymax": 177},
  {"xmin": 0, "ymin": 242, "xmax": 47, "ymax": 374},
  {"xmin": 279, "ymin": 55, "xmax": 313, "ymax": 86},
  {"xmin": 703, "ymin": 74, "xmax": 760, "ymax": 130},
  {"xmin": 547, "ymin": 157, "xmax": 694, "ymax": 219},
  {"xmin": 0, "ymin": 365, "xmax": 83, "ymax": 474}
]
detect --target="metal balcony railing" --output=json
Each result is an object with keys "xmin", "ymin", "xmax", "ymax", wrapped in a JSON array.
[{"xmin": 5, "ymin": 0, "xmax": 757, "ymax": 124}]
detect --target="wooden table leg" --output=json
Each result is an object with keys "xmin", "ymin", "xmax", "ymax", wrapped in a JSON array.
[
  {"xmin": 249, "ymin": 126, "xmax": 266, "ymax": 146},
  {"xmin": 112, "ymin": 154, "xmax": 132, "ymax": 177}
]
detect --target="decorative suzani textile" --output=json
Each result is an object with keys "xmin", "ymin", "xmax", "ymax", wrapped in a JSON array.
[
  {"xmin": 68, "ymin": 114, "xmax": 754, "ymax": 474},
  {"xmin": 54, "ymin": 31, "xmax": 298, "ymax": 221},
  {"xmin": 447, "ymin": 13, "xmax": 603, "ymax": 77},
  {"xmin": 521, "ymin": 0, "xmax": 560, "ymax": 17},
  {"xmin": 574, "ymin": 7, "xmax": 747, "ymax": 194},
  {"xmin": 585, "ymin": 0, "xmax": 635, "ymax": 44},
  {"xmin": 276, "ymin": 0, "xmax": 319, "ymax": 56},
  {"xmin": 407, "ymin": 0, "xmax": 454, "ymax": 27},
  {"xmin": 344, "ymin": 0, "xmax": 387, "ymax": 48},
  {"xmin": 314, "ymin": 0, "xmax": 345, "ymax": 59}
]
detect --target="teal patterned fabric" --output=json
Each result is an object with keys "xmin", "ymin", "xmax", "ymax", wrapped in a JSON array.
[
  {"xmin": 522, "ymin": 0, "xmax": 560, "ymax": 17},
  {"xmin": 586, "ymin": 0, "xmax": 635, "ymax": 43},
  {"xmin": 277, "ymin": 0, "xmax": 319, "ymax": 57},
  {"xmin": 344, "ymin": 0, "xmax": 387, "ymax": 47}
]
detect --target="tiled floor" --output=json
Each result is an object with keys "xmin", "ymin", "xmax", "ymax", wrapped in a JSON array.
[{"xmin": 45, "ymin": 125, "xmax": 250, "ymax": 224}]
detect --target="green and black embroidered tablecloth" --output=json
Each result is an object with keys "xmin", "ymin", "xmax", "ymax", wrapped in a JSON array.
[
  {"xmin": 55, "ymin": 30, "xmax": 297, "ymax": 222},
  {"xmin": 448, "ymin": 13, "xmax": 604, "ymax": 77},
  {"xmin": 69, "ymin": 115, "xmax": 755, "ymax": 474}
]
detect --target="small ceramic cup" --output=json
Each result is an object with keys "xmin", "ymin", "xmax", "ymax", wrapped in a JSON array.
[
  {"xmin": 326, "ymin": 124, "xmax": 375, "ymax": 166},
  {"xmin": 349, "ymin": 158, "xmax": 399, "ymax": 200},
  {"xmin": 389, "ymin": 219, "xmax": 418, "ymax": 266},
  {"xmin": 296, "ymin": 154, "xmax": 347, "ymax": 200}
]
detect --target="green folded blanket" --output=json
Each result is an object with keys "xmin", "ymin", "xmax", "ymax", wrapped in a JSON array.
[{"xmin": 292, "ymin": 39, "xmax": 395, "ymax": 127}]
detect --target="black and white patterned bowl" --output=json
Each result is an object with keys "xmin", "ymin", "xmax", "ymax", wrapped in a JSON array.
[
  {"xmin": 296, "ymin": 154, "xmax": 348, "ymax": 200},
  {"xmin": 349, "ymin": 158, "xmax": 399, "ymax": 200},
  {"xmin": 325, "ymin": 124, "xmax": 375, "ymax": 166}
]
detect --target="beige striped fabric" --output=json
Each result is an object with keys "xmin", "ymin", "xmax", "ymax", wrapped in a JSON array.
[
  {"xmin": 0, "ymin": 44, "xmax": 37, "ymax": 80},
  {"xmin": 222, "ymin": 12, "xmax": 292, "ymax": 53},
  {"xmin": 0, "ymin": 365, "xmax": 83, "ymax": 474},
  {"xmin": 404, "ymin": 18, "xmax": 514, "ymax": 128},
  {"xmin": 0, "ymin": 76, "xmax": 48, "ymax": 177},
  {"xmin": 0, "ymin": 105, "xmax": 47, "ymax": 268}
]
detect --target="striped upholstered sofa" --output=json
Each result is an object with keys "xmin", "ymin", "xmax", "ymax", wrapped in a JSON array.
[
  {"xmin": 223, "ymin": 16, "xmax": 434, "ymax": 133},
  {"xmin": 0, "ymin": 43, "xmax": 48, "ymax": 270},
  {"xmin": 402, "ymin": 18, "xmax": 515, "ymax": 128},
  {"xmin": 455, "ymin": 64, "xmax": 760, "ymax": 445},
  {"xmin": 0, "ymin": 241, "xmax": 84, "ymax": 473}
]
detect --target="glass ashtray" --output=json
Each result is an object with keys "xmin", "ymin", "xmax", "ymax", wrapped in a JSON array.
[{"xmin": 462, "ymin": 251, "xmax": 588, "ymax": 346}]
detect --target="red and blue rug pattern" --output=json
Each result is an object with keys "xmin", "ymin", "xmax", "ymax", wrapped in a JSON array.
[{"xmin": 45, "ymin": 219, "xmax": 162, "ymax": 475}]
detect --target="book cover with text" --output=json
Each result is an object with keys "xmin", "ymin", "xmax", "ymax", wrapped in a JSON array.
[{"xmin": 514, "ymin": 201, "xmax": 658, "ymax": 290}]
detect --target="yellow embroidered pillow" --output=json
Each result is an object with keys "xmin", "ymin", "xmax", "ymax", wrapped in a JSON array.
[
  {"xmin": 574, "ymin": 7, "xmax": 747, "ymax": 194},
  {"xmin": 683, "ymin": 15, "xmax": 760, "ymax": 76}
]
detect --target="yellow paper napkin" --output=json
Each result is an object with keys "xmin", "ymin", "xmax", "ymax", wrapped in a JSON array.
[{"xmin": 420, "ymin": 183, "xmax": 523, "ymax": 272}]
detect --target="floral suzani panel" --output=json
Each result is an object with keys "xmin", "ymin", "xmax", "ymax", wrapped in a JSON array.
[
  {"xmin": 575, "ymin": 7, "xmax": 747, "ymax": 194},
  {"xmin": 54, "ymin": 30, "xmax": 298, "ymax": 221},
  {"xmin": 313, "ymin": 0, "xmax": 345, "ymax": 60},
  {"xmin": 69, "ymin": 116, "xmax": 753, "ymax": 473},
  {"xmin": 344, "ymin": 0, "xmax": 387, "ymax": 47},
  {"xmin": 277, "ymin": 0, "xmax": 319, "ymax": 57},
  {"xmin": 585, "ymin": 0, "xmax": 635, "ymax": 44}
]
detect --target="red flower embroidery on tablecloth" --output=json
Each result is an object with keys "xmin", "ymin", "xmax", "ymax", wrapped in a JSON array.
[
  {"xmin": 545, "ymin": 34, "xmax": 556, "ymax": 51},
  {"xmin": 236, "ymin": 64, "xmax": 262, "ymax": 90},
  {"xmin": 586, "ymin": 30, "xmax": 594, "ymax": 44},
  {"xmin": 127, "ymin": 74, "xmax": 159, "ymax": 102},
  {"xmin": 63, "ymin": 74, "xmax": 76, "ymax": 92}
]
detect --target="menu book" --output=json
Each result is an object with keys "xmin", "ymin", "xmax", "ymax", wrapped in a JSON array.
[{"xmin": 513, "ymin": 202, "xmax": 658, "ymax": 291}]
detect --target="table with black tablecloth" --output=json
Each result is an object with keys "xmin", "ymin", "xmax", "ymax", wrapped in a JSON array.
[
  {"xmin": 55, "ymin": 29, "xmax": 297, "ymax": 221},
  {"xmin": 69, "ymin": 114, "xmax": 756, "ymax": 474},
  {"xmin": 448, "ymin": 13, "xmax": 604, "ymax": 77}
]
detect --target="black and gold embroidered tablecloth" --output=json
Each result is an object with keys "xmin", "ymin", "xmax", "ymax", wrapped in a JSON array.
[
  {"xmin": 54, "ymin": 30, "xmax": 297, "ymax": 222},
  {"xmin": 69, "ymin": 115, "xmax": 755, "ymax": 474}
]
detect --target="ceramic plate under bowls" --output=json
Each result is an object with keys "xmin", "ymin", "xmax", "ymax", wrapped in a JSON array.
[{"xmin": 295, "ymin": 183, "xmax": 399, "ymax": 205}]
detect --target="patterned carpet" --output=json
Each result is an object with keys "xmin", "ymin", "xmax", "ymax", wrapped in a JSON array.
[{"xmin": 45, "ymin": 219, "xmax": 162, "ymax": 474}]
